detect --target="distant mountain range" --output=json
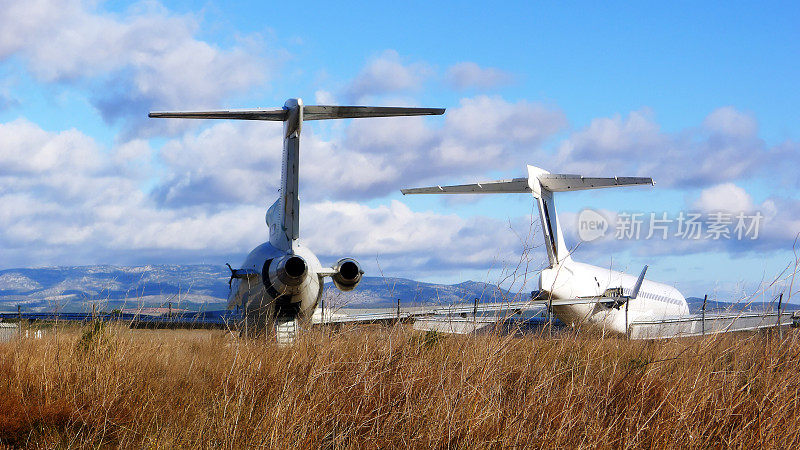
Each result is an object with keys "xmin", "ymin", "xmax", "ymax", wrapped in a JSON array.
[
  {"xmin": 0, "ymin": 265, "xmax": 517, "ymax": 313},
  {"xmin": 0, "ymin": 265, "xmax": 794, "ymax": 314}
]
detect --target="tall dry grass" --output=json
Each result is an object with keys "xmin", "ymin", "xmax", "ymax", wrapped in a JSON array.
[{"xmin": 1, "ymin": 323, "xmax": 800, "ymax": 448}]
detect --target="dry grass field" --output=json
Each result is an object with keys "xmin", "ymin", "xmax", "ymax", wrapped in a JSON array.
[{"xmin": 1, "ymin": 323, "xmax": 800, "ymax": 448}]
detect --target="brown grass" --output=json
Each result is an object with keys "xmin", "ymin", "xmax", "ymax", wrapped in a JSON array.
[{"xmin": 1, "ymin": 323, "xmax": 800, "ymax": 448}]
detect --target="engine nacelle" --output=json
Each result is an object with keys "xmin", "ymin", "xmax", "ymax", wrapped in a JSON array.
[
  {"xmin": 262, "ymin": 254, "xmax": 308, "ymax": 295},
  {"xmin": 332, "ymin": 258, "xmax": 363, "ymax": 292}
]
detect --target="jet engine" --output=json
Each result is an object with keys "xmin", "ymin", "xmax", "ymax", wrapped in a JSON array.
[
  {"xmin": 262, "ymin": 254, "xmax": 308, "ymax": 295},
  {"xmin": 331, "ymin": 258, "xmax": 363, "ymax": 291}
]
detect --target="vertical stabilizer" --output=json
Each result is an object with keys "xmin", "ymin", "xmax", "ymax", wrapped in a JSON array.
[
  {"xmin": 527, "ymin": 165, "xmax": 571, "ymax": 267},
  {"xmin": 149, "ymin": 99, "xmax": 445, "ymax": 254},
  {"xmin": 275, "ymin": 98, "xmax": 302, "ymax": 252}
]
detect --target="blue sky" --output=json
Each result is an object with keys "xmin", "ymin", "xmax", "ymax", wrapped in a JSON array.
[{"xmin": 1, "ymin": 0, "xmax": 799, "ymax": 301}]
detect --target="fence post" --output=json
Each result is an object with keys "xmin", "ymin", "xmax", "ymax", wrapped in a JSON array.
[
  {"xmin": 473, "ymin": 297, "xmax": 478, "ymax": 328},
  {"xmin": 702, "ymin": 294, "xmax": 707, "ymax": 336},
  {"xmin": 778, "ymin": 292, "xmax": 784, "ymax": 340},
  {"xmin": 396, "ymin": 298, "xmax": 400, "ymax": 322},
  {"xmin": 625, "ymin": 299, "xmax": 629, "ymax": 340}
]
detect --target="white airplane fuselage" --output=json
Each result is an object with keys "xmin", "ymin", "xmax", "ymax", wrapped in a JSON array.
[
  {"xmin": 227, "ymin": 241, "xmax": 325, "ymax": 326},
  {"xmin": 541, "ymin": 259, "xmax": 689, "ymax": 334}
]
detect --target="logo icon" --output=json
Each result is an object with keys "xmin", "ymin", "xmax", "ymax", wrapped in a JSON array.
[{"xmin": 577, "ymin": 209, "xmax": 609, "ymax": 242}]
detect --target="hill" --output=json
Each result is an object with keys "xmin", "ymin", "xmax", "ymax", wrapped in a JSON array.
[
  {"xmin": 0, "ymin": 265, "xmax": 516, "ymax": 313},
  {"xmin": 1, "ymin": 265, "xmax": 794, "ymax": 314}
]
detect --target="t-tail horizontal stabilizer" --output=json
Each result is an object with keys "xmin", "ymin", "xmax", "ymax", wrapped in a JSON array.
[
  {"xmin": 401, "ymin": 164, "xmax": 655, "ymax": 267},
  {"xmin": 149, "ymin": 106, "xmax": 445, "ymax": 121}
]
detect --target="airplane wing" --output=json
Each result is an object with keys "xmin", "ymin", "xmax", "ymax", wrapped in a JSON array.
[
  {"xmin": 401, "ymin": 178, "xmax": 531, "ymax": 195},
  {"xmin": 403, "ymin": 306, "xmax": 800, "ymax": 338},
  {"xmin": 0, "ymin": 311, "xmax": 239, "ymax": 329},
  {"xmin": 315, "ymin": 297, "xmax": 630, "ymax": 326},
  {"xmin": 629, "ymin": 311, "xmax": 797, "ymax": 339},
  {"xmin": 315, "ymin": 300, "xmax": 541, "ymax": 325}
]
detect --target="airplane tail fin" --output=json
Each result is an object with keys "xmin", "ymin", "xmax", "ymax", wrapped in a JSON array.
[
  {"xmin": 527, "ymin": 165, "xmax": 653, "ymax": 266},
  {"xmin": 401, "ymin": 164, "xmax": 654, "ymax": 268},
  {"xmin": 151, "ymin": 99, "xmax": 445, "ymax": 252}
]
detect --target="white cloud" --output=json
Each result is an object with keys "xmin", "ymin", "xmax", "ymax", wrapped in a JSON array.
[
  {"xmin": 302, "ymin": 200, "xmax": 537, "ymax": 276},
  {"xmin": 703, "ymin": 106, "xmax": 758, "ymax": 138},
  {"xmin": 0, "ymin": 0, "xmax": 270, "ymax": 133},
  {"xmin": 0, "ymin": 117, "xmax": 543, "ymax": 276},
  {"xmin": 154, "ymin": 121, "xmax": 284, "ymax": 206},
  {"xmin": 149, "ymin": 95, "xmax": 566, "ymax": 205},
  {"xmin": 689, "ymin": 184, "xmax": 800, "ymax": 253},
  {"xmin": 341, "ymin": 94, "xmax": 565, "ymax": 186},
  {"xmin": 0, "ymin": 118, "xmax": 103, "ymax": 175},
  {"xmin": 314, "ymin": 90, "xmax": 336, "ymax": 104},
  {"xmin": 344, "ymin": 50, "xmax": 431, "ymax": 102},
  {"xmin": 555, "ymin": 107, "xmax": 769, "ymax": 187},
  {"xmin": 445, "ymin": 62, "xmax": 513, "ymax": 90},
  {"xmin": 0, "ymin": 117, "xmax": 273, "ymax": 266},
  {"xmin": 441, "ymin": 95, "xmax": 565, "ymax": 153},
  {"xmin": 693, "ymin": 183, "xmax": 754, "ymax": 213},
  {"xmin": 557, "ymin": 181, "xmax": 800, "ymax": 261}
]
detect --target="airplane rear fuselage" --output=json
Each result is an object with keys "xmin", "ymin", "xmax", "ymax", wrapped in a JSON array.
[
  {"xmin": 227, "ymin": 240, "xmax": 324, "ymax": 326},
  {"xmin": 540, "ymin": 260, "xmax": 689, "ymax": 334}
]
